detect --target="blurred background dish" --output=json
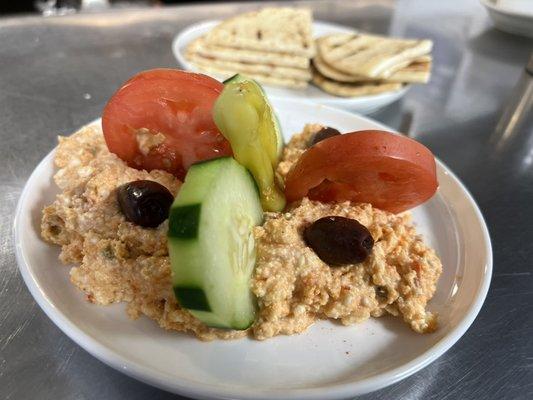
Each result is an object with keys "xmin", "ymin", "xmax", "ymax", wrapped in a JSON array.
[
  {"xmin": 173, "ymin": 20, "xmax": 411, "ymax": 114},
  {"xmin": 481, "ymin": 0, "xmax": 533, "ymax": 38}
]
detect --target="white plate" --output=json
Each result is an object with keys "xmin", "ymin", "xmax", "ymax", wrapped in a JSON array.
[
  {"xmin": 14, "ymin": 99, "xmax": 492, "ymax": 400},
  {"xmin": 172, "ymin": 20, "xmax": 409, "ymax": 114},
  {"xmin": 481, "ymin": 0, "xmax": 533, "ymax": 38}
]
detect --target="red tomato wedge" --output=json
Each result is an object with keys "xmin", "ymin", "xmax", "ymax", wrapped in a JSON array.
[
  {"xmin": 102, "ymin": 69, "xmax": 232, "ymax": 179},
  {"xmin": 284, "ymin": 130, "xmax": 438, "ymax": 213}
]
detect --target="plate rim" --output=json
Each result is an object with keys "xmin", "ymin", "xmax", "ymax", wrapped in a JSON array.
[
  {"xmin": 170, "ymin": 19, "xmax": 410, "ymax": 110},
  {"xmin": 480, "ymin": 0, "xmax": 533, "ymax": 19},
  {"xmin": 13, "ymin": 99, "xmax": 492, "ymax": 400}
]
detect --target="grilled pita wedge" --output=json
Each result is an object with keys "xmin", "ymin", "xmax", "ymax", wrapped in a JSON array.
[
  {"xmin": 204, "ymin": 8, "xmax": 315, "ymax": 57},
  {"xmin": 311, "ymin": 67, "xmax": 402, "ymax": 97},
  {"xmin": 187, "ymin": 37, "xmax": 310, "ymax": 69},
  {"xmin": 313, "ymin": 53, "xmax": 432, "ymax": 83},
  {"xmin": 317, "ymin": 33, "xmax": 432, "ymax": 78},
  {"xmin": 186, "ymin": 51, "xmax": 311, "ymax": 81}
]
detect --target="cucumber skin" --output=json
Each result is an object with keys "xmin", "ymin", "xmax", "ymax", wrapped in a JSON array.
[
  {"xmin": 167, "ymin": 204, "xmax": 201, "ymax": 239},
  {"xmin": 167, "ymin": 157, "xmax": 233, "ymax": 240},
  {"xmin": 167, "ymin": 156, "xmax": 257, "ymax": 240},
  {"xmin": 168, "ymin": 157, "xmax": 262, "ymax": 330},
  {"xmin": 173, "ymin": 287, "xmax": 211, "ymax": 311},
  {"xmin": 189, "ymin": 155, "xmax": 230, "ymax": 168}
]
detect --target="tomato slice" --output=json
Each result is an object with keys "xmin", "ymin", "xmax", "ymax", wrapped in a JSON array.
[
  {"xmin": 102, "ymin": 69, "xmax": 232, "ymax": 179},
  {"xmin": 284, "ymin": 130, "xmax": 438, "ymax": 213}
]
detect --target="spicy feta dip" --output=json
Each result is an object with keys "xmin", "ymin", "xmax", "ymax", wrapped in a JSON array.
[{"xmin": 42, "ymin": 123, "xmax": 442, "ymax": 340}]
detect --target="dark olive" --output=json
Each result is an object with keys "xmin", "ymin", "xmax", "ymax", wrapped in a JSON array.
[
  {"xmin": 303, "ymin": 216, "xmax": 374, "ymax": 266},
  {"xmin": 375, "ymin": 286, "xmax": 388, "ymax": 301},
  {"xmin": 117, "ymin": 180, "xmax": 174, "ymax": 228},
  {"xmin": 309, "ymin": 126, "xmax": 341, "ymax": 146}
]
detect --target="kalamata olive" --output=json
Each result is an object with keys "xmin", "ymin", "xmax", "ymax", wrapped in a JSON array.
[
  {"xmin": 303, "ymin": 216, "xmax": 374, "ymax": 266},
  {"xmin": 309, "ymin": 126, "xmax": 341, "ymax": 146},
  {"xmin": 117, "ymin": 180, "xmax": 174, "ymax": 228}
]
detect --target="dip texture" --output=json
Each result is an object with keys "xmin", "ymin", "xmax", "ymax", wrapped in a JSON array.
[{"xmin": 42, "ymin": 123, "xmax": 442, "ymax": 340}]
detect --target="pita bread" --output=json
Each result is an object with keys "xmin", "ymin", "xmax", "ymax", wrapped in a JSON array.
[
  {"xmin": 311, "ymin": 68, "xmax": 402, "ymax": 97},
  {"xmin": 383, "ymin": 60, "xmax": 432, "ymax": 83},
  {"xmin": 192, "ymin": 61, "xmax": 309, "ymax": 89},
  {"xmin": 410, "ymin": 55, "xmax": 432, "ymax": 63},
  {"xmin": 187, "ymin": 37, "xmax": 310, "ymax": 69},
  {"xmin": 313, "ymin": 53, "xmax": 431, "ymax": 83},
  {"xmin": 204, "ymin": 8, "xmax": 315, "ymax": 57},
  {"xmin": 186, "ymin": 51, "xmax": 311, "ymax": 81},
  {"xmin": 317, "ymin": 33, "xmax": 433, "ymax": 78}
]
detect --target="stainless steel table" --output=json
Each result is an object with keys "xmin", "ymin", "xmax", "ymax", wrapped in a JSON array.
[{"xmin": 1, "ymin": 1, "xmax": 532, "ymax": 399}]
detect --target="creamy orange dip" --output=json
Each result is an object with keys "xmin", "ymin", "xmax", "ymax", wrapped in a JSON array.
[{"xmin": 42, "ymin": 123, "xmax": 442, "ymax": 340}]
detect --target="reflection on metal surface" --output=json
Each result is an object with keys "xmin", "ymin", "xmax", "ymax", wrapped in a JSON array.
[
  {"xmin": 451, "ymin": 281, "xmax": 459, "ymax": 297},
  {"xmin": 523, "ymin": 145, "xmax": 533, "ymax": 167},
  {"xmin": 491, "ymin": 53, "xmax": 533, "ymax": 153},
  {"xmin": 398, "ymin": 109, "xmax": 414, "ymax": 137},
  {"xmin": 35, "ymin": 0, "xmax": 81, "ymax": 16},
  {"xmin": 489, "ymin": 51, "xmax": 533, "ymax": 177}
]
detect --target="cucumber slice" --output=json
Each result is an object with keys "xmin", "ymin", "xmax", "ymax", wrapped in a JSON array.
[
  {"xmin": 168, "ymin": 157, "xmax": 262, "ymax": 329},
  {"xmin": 214, "ymin": 76, "xmax": 286, "ymax": 212}
]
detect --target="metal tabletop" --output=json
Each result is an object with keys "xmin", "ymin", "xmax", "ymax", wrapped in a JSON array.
[{"xmin": 1, "ymin": 1, "xmax": 532, "ymax": 399}]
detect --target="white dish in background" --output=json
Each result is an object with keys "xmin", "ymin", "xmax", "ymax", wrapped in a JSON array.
[
  {"xmin": 481, "ymin": 0, "xmax": 533, "ymax": 38},
  {"xmin": 14, "ymin": 99, "xmax": 492, "ymax": 400},
  {"xmin": 172, "ymin": 20, "xmax": 410, "ymax": 115}
]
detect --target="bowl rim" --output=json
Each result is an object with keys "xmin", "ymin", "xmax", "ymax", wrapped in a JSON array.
[{"xmin": 480, "ymin": 0, "xmax": 533, "ymax": 19}]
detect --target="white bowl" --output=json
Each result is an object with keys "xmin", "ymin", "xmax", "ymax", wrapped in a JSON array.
[
  {"xmin": 172, "ymin": 20, "xmax": 410, "ymax": 115},
  {"xmin": 481, "ymin": 0, "xmax": 533, "ymax": 38},
  {"xmin": 14, "ymin": 99, "xmax": 492, "ymax": 399}
]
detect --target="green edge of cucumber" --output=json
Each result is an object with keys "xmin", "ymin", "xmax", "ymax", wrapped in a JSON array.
[{"xmin": 168, "ymin": 156, "xmax": 262, "ymax": 330}]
